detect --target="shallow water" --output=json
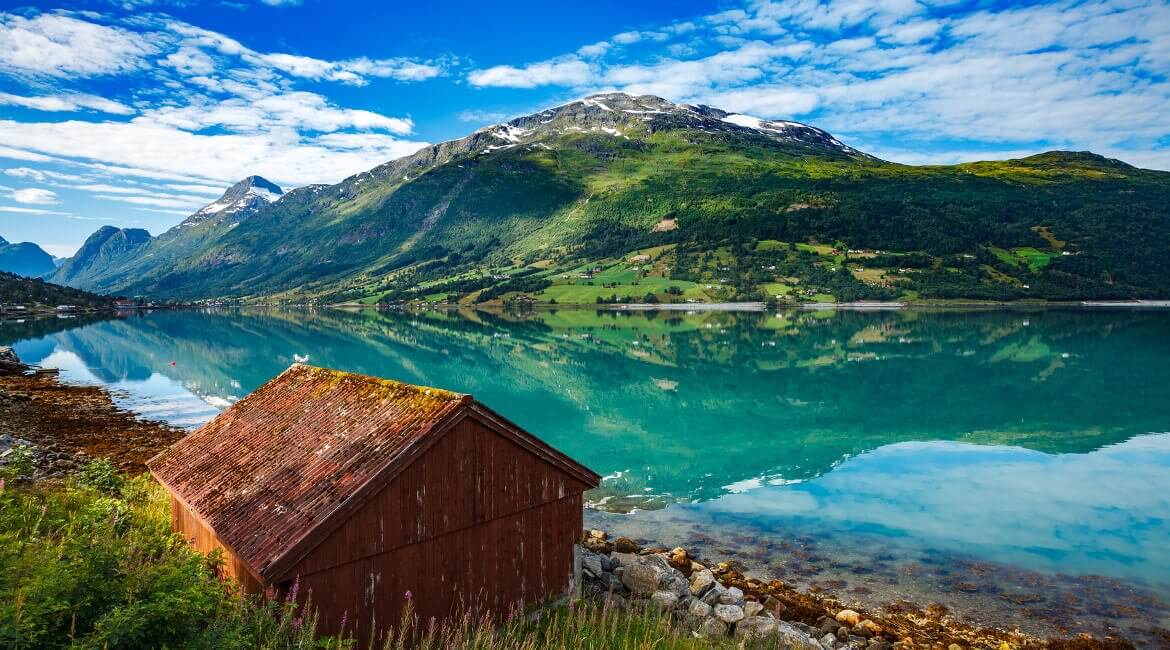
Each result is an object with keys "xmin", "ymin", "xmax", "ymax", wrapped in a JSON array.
[{"xmin": 4, "ymin": 307, "xmax": 1169, "ymax": 642}]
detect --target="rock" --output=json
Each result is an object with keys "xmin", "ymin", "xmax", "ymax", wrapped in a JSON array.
[
  {"xmin": 821, "ymin": 632, "xmax": 839, "ymax": 648},
  {"xmin": 610, "ymin": 551, "xmax": 640, "ymax": 567},
  {"xmin": 650, "ymin": 590, "xmax": 679, "ymax": 610},
  {"xmin": 600, "ymin": 554, "xmax": 620, "ymax": 572},
  {"xmin": 701, "ymin": 584, "xmax": 727, "ymax": 606},
  {"xmin": 837, "ymin": 626, "xmax": 850, "ymax": 641},
  {"xmin": 744, "ymin": 601, "xmax": 765, "ymax": 618},
  {"xmin": 713, "ymin": 603, "xmax": 744, "ymax": 625},
  {"xmin": 948, "ymin": 645, "xmax": 963, "ymax": 650},
  {"xmin": 855, "ymin": 620, "xmax": 882, "ymax": 637},
  {"xmin": 587, "ymin": 529, "xmax": 607, "ymax": 540},
  {"xmin": 604, "ymin": 593, "xmax": 628, "ymax": 609},
  {"xmin": 668, "ymin": 547, "xmax": 691, "ymax": 573},
  {"xmin": 697, "ymin": 617, "xmax": 728, "ymax": 639},
  {"xmin": 735, "ymin": 615, "xmax": 779, "ymax": 640},
  {"xmin": 868, "ymin": 642, "xmax": 892, "ymax": 650},
  {"xmin": 836, "ymin": 609, "xmax": 862, "ymax": 626},
  {"xmin": 690, "ymin": 560, "xmax": 707, "ymax": 573},
  {"xmin": 582, "ymin": 537, "xmax": 612, "ymax": 553},
  {"xmin": 764, "ymin": 595, "xmax": 787, "ymax": 616},
  {"xmin": 604, "ymin": 572, "xmax": 625, "ymax": 594},
  {"xmin": 614, "ymin": 536, "xmax": 641, "ymax": 553},
  {"xmin": 690, "ymin": 568, "xmax": 716, "ymax": 596},
  {"xmin": 621, "ymin": 563, "xmax": 661, "ymax": 595},
  {"xmin": 581, "ymin": 551, "xmax": 604, "ymax": 578},
  {"xmin": 774, "ymin": 622, "xmax": 824, "ymax": 650},
  {"xmin": 687, "ymin": 599, "xmax": 712, "ymax": 620},
  {"xmin": 666, "ymin": 576, "xmax": 690, "ymax": 598},
  {"xmin": 820, "ymin": 619, "xmax": 843, "ymax": 634},
  {"xmin": 719, "ymin": 586, "xmax": 745, "ymax": 606}
]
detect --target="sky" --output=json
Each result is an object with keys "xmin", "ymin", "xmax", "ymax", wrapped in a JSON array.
[{"xmin": 1, "ymin": 0, "xmax": 1168, "ymax": 257}]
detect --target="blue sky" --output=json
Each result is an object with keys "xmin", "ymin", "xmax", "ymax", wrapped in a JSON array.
[{"xmin": 1, "ymin": 0, "xmax": 1168, "ymax": 257}]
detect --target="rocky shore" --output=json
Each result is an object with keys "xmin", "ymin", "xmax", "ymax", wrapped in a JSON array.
[
  {"xmin": 0, "ymin": 346, "xmax": 182, "ymax": 477},
  {"xmin": 579, "ymin": 531, "xmax": 1134, "ymax": 649}
]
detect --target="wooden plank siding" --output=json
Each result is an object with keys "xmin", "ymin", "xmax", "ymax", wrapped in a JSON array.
[
  {"xmin": 170, "ymin": 495, "xmax": 266, "ymax": 594},
  {"xmin": 279, "ymin": 416, "xmax": 589, "ymax": 641}
]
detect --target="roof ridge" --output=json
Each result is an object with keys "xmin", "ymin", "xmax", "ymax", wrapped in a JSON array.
[{"xmin": 290, "ymin": 363, "xmax": 470, "ymax": 401}]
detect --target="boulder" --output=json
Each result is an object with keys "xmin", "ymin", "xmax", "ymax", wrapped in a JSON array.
[
  {"xmin": 697, "ymin": 617, "xmax": 728, "ymax": 639},
  {"xmin": 587, "ymin": 529, "xmax": 607, "ymax": 540},
  {"xmin": 690, "ymin": 568, "xmax": 716, "ymax": 596},
  {"xmin": 719, "ymin": 586, "xmax": 745, "ymax": 606},
  {"xmin": 776, "ymin": 622, "xmax": 827, "ymax": 650},
  {"xmin": 581, "ymin": 551, "xmax": 604, "ymax": 578},
  {"xmin": 614, "ymin": 536, "xmax": 641, "ymax": 553},
  {"xmin": 855, "ymin": 620, "xmax": 882, "ymax": 637},
  {"xmin": 610, "ymin": 551, "xmax": 640, "ymax": 567},
  {"xmin": 666, "ymin": 576, "xmax": 690, "ymax": 598},
  {"xmin": 687, "ymin": 599, "xmax": 712, "ymax": 620},
  {"xmin": 668, "ymin": 547, "xmax": 691, "ymax": 573},
  {"xmin": 621, "ymin": 563, "xmax": 661, "ymax": 595},
  {"xmin": 764, "ymin": 595, "xmax": 787, "ymax": 616},
  {"xmin": 821, "ymin": 632, "xmax": 839, "ymax": 648},
  {"xmin": 836, "ymin": 609, "xmax": 862, "ymax": 626},
  {"xmin": 713, "ymin": 603, "xmax": 744, "ymax": 625},
  {"xmin": 650, "ymin": 590, "xmax": 679, "ymax": 610},
  {"xmin": 744, "ymin": 601, "xmax": 765, "ymax": 618},
  {"xmin": 735, "ymin": 615, "xmax": 779, "ymax": 640},
  {"xmin": 701, "ymin": 584, "xmax": 727, "ymax": 606}
]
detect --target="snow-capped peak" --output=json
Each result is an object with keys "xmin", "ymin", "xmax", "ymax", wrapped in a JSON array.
[{"xmin": 186, "ymin": 176, "xmax": 284, "ymax": 224}]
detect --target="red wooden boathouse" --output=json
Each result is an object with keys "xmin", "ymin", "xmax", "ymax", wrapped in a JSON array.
[{"xmin": 147, "ymin": 364, "xmax": 599, "ymax": 641}]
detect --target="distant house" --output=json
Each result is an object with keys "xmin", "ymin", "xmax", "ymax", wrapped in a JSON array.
[
  {"xmin": 54, "ymin": 305, "xmax": 79, "ymax": 312},
  {"xmin": 113, "ymin": 299, "xmax": 137, "ymax": 310},
  {"xmin": 630, "ymin": 254, "xmax": 650, "ymax": 263},
  {"xmin": 147, "ymin": 364, "xmax": 599, "ymax": 643}
]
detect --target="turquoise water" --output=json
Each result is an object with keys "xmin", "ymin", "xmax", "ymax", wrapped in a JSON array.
[{"xmin": 4, "ymin": 307, "xmax": 1169, "ymax": 641}]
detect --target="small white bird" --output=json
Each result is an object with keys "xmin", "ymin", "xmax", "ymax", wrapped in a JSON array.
[{"xmin": 293, "ymin": 353, "xmax": 310, "ymax": 364}]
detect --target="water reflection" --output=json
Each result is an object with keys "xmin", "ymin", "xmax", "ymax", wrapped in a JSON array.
[{"xmin": 4, "ymin": 307, "xmax": 1170, "ymax": 638}]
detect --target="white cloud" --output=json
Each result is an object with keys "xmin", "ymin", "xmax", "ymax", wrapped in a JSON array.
[
  {"xmin": 95, "ymin": 194, "xmax": 207, "ymax": 209},
  {"xmin": 0, "ymin": 119, "xmax": 428, "ymax": 188},
  {"xmin": 11, "ymin": 188, "xmax": 58, "ymax": 204},
  {"xmin": 0, "ymin": 146, "xmax": 55, "ymax": 163},
  {"xmin": 0, "ymin": 12, "xmax": 154, "ymax": 78},
  {"xmin": 0, "ymin": 205, "xmax": 69, "ymax": 215},
  {"xmin": 0, "ymin": 91, "xmax": 135, "ymax": 115},
  {"xmin": 163, "ymin": 183, "xmax": 226, "ymax": 195},
  {"xmin": 260, "ymin": 0, "xmax": 302, "ymax": 5},
  {"xmin": 3, "ymin": 167, "xmax": 88, "ymax": 182},
  {"xmin": 468, "ymin": 59, "xmax": 595, "ymax": 88}
]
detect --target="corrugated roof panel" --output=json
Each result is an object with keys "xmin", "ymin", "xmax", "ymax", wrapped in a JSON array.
[{"xmin": 148, "ymin": 364, "xmax": 469, "ymax": 578}]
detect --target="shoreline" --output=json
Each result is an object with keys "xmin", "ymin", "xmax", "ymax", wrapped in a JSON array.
[
  {"xmin": 0, "ymin": 358, "xmax": 1144, "ymax": 647},
  {"xmin": 327, "ymin": 299, "xmax": 1170, "ymax": 313}
]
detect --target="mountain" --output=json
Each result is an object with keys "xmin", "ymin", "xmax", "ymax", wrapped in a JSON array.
[
  {"xmin": 0, "ymin": 236, "xmax": 55, "ymax": 277},
  {"xmin": 50, "ymin": 177, "xmax": 283, "ymax": 293},
  {"xmin": 57, "ymin": 93, "xmax": 1170, "ymax": 303}
]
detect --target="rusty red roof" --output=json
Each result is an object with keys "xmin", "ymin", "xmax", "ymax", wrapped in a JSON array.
[{"xmin": 147, "ymin": 364, "xmax": 481, "ymax": 580}]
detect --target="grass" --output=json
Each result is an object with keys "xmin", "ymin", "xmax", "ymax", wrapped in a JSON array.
[{"xmin": 1, "ymin": 461, "xmax": 764, "ymax": 650}]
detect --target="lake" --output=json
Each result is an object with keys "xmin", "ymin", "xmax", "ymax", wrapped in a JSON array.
[{"xmin": 4, "ymin": 307, "xmax": 1169, "ymax": 642}]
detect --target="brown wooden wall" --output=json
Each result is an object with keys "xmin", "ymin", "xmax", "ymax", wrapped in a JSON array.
[
  {"xmin": 170, "ymin": 495, "xmax": 266, "ymax": 594},
  {"xmin": 281, "ymin": 416, "xmax": 590, "ymax": 642}
]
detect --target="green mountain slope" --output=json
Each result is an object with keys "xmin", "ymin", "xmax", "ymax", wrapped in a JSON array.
[
  {"xmin": 0, "ymin": 271, "xmax": 109, "ymax": 308},
  {"xmin": 0, "ymin": 236, "xmax": 55, "ymax": 278},
  {"xmin": 61, "ymin": 93, "xmax": 1170, "ymax": 303}
]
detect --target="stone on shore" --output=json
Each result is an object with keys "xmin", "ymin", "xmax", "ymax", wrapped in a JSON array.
[
  {"xmin": 650, "ymin": 590, "xmax": 679, "ymax": 610},
  {"xmin": 735, "ymin": 615, "xmax": 779, "ymax": 640},
  {"xmin": 836, "ymin": 609, "xmax": 862, "ymax": 626},
  {"xmin": 713, "ymin": 603, "xmax": 745, "ymax": 624},
  {"xmin": 687, "ymin": 598, "xmax": 712, "ymax": 621},
  {"xmin": 776, "ymin": 622, "xmax": 825, "ymax": 650},
  {"xmin": 744, "ymin": 601, "xmax": 765, "ymax": 618},
  {"xmin": 690, "ymin": 568, "xmax": 716, "ymax": 596},
  {"xmin": 613, "ymin": 536, "xmax": 640, "ymax": 553},
  {"xmin": 719, "ymin": 586, "xmax": 745, "ymax": 605},
  {"xmin": 697, "ymin": 617, "xmax": 727, "ymax": 639},
  {"xmin": 581, "ymin": 550, "xmax": 604, "ymax": 578},
  {"xmin": 701, "ymin": 583, "xmax": 727, "ymax": 606},
  {"xmin": 621, "ymin": 563, "xmax": 661, "ymax": 595}
]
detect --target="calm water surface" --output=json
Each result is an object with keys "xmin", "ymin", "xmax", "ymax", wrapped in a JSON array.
[{"xmin": 4, "ymin": 307, "xmax": 1169, "ymax": 642}]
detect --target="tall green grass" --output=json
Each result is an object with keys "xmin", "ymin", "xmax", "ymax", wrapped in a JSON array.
[{"xmin": 0, "ymin": 464, "xmax": 753, "ymax": 649}]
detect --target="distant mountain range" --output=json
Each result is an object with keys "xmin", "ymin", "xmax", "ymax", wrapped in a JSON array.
[
  {"xmin": 0, "ymin": 235, "xmax": 55, "ymax": 278},
  {"xmin": 47, "ymin": 93, "xmax": 1170, "ymax": 303}
]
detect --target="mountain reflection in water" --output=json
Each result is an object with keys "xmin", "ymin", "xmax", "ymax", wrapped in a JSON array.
[{"xmin": 4, "ymin": 307, "xmax": 1169, "ymax": 639}]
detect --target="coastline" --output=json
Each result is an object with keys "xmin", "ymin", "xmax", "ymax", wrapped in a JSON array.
[{"xmin": 0, "ymin": 356, "xmax": 1146, "ymax": 648}]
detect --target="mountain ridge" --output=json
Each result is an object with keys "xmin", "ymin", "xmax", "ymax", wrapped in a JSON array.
[
  {"xmin": 51, "ymin": 93, "xmax": 1170, "ymax": 303},
  {"xmin": 0, "ymin": 236, "xmax": 56, "ymax": 278}
]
